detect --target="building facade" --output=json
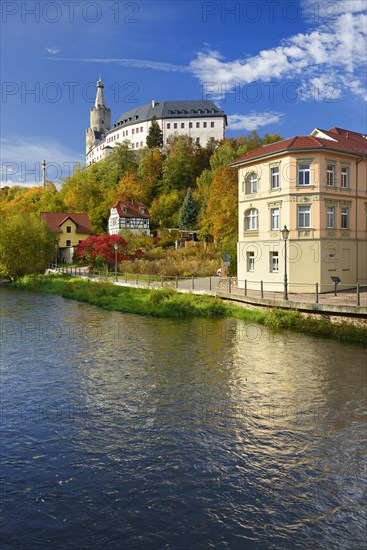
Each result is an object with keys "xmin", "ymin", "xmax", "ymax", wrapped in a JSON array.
[
  {"xmin": 41, "ymin": 212, "xmax": 93, "ymax": 263},
  {"xmin": 108, "ymin": 201, "xmax": 150, "ymax": 236},
  {"xmin": 86, "ymin": 79, "xmax": 227, "ymax": 165},
  {"xmin": 230, "ymin": 127, "xmax": 367, "ymax": 293}
]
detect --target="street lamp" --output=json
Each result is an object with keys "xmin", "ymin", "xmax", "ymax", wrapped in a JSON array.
[
  {"xmin": 55, "ymin": 244, "xmax": 58, "ymax": 269},
  {"xmin": 114, "ymin": 243, "xmax": 118, "ymax": 282},
  {"xmin": 281, "ymin": 225, "xmax": 289, "ymax": 300}
]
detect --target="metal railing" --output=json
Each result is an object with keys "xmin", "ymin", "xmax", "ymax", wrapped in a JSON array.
[{"xmin": 45, "ymin": 266, "xmax": 367, "ymax": 307}]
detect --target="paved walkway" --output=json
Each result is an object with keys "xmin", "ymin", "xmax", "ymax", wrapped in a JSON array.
[{"xmin": 48, "ymin": 267, "xmax": 367, "ymax": 313}]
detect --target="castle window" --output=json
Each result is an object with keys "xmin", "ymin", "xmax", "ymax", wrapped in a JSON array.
[
  {"xmin": 181, "ymin": 123, "xmax": 185, "ymax": 128},
  {"xmin": 174, "ymin": 123, "xmax": 177, "ymax": 129},
  {"xmin": 140, "ymin": 127, "xmax": 143, "ymax": 132},
  {"xmin": 140, "ymin": 142, "xmax": 143, "ymax": 147},
  {"xmin": 196, "ymin": 122, "xmax": 200, "ymax": 128},
  {"xmin": 132, "ymin": 128, "xmax": 135, "ymax": 134},
  {"xmin": 136, "ymin": 127, "xmax": 139, "ymax": 133},
  {"xmin": 211, "ymin": 122, "xmax": 214, "ymax": 128},
  {"xmin": 167, "ymin": 123, "xmax": 171, "ymax": 129},
  {"xmin": 203, "ymin": 121, "xmax": 207, "ymax": 128},
  {"xmin": 189, "ymin": 122, "xmax": 192, "ymax": 128}
]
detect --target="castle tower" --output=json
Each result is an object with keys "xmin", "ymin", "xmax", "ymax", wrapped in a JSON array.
[{"xmin": 86, "ymin": 78, "xmax": 111, "ymax": 155}]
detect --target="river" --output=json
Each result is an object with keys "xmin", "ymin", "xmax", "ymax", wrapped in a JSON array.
[{"xmin": 0, "ymin": 288, "xmax": 366, "ymax": 549}]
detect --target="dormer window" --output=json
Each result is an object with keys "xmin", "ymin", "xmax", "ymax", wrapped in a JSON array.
[
  {"xmin": 123, "ymin": 207, "xmax": 127, "ymax": 213},
  {"xmin": 140, "ymin": 208, "xmax": 145, "ymax": 214}
]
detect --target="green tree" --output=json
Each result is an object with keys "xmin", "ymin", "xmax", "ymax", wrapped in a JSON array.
[
  {"xmin": 179, "ymin": 187, "xmax": 199, "ymax": 230},
  {"xmin": 146, "ymin": 116, "xmax": 163, "ymax": 149},
  {"xmin": 0, "ymin": 214, "xmax": 58, "ymax": 279},
  {"xmin": 150, "ymin": 191, "xmax": 181, "ymax": 228},
  {"xmin": 161, "ymin": 138, "xmax": 195, "ymax": 192}
]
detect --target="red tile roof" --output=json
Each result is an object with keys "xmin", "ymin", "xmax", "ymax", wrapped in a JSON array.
[
  {"xmin": 41, "ymin": 212, "xmax": 93, "ymax": 234},
  {"xmin": 230, "ymin": 127, "xmax": 367, "ymax": 165},
  {"xmin": 111, "ymin": 200, "xmax": 150, "ymax": 219}
]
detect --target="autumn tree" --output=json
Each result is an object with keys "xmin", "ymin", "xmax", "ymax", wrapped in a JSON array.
[
  {"xmin": 204, "ymin": 166, "xmax": 238, "ymax": 242},
  {"xmin": 137, "ymin": 148, "xmax": 163, "ymax": 203},
  {"xmin": 116, "ymin": 171, "xmax": 146, "ymax": 203},
  {"xmin": 0, "ymin": 214, "xmax": 58, "ymax": 279},
  {"xmin": 146, "ymin": 116, "xmax": 163, "ymax": 148}
]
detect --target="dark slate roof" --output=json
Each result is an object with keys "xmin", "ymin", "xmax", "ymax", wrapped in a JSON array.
[{"xmin": 108, "ymin": 100, "xmax": 226, "ymax": 134}]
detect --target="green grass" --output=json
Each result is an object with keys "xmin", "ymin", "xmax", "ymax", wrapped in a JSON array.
[{"xmin": 11, "ymin": 274, "xmax": 367, "ymax": 345}]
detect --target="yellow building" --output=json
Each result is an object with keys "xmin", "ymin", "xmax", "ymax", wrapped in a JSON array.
[
  {"xmin": 230, "ymin": 127, "xmax": 367, "ymax": 293},
  {"xmin": 41, "ymin": 212, "xmax": 93, "ymax": 263}
]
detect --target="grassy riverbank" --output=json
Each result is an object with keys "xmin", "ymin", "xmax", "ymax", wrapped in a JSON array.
[{"xmin": 11, "ymin": 275, "xmax": 367, "ymax": 345}]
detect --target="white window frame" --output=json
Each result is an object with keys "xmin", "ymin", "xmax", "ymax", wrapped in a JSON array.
[
  {"xmin": 246, "ymin": 173, "xmax": 258, "ymax": 194},
  {"xmin": 341, "ymin": 166, "xmax": 349, "ymax": 189},
  {"xmin": 271, "ymin": 207, "xmax": 279, "ymax": 230},
  {"xmin": 270, "ymin": 251, "xmax": 279, "ymax": 272},
  {"xmin": 247, "ymin": 252, "xmax": 255, "ymax": 272},
  {"xmin": 245, "ymin": 208, "xmax": 258, "ymax": 231},
  {"xmin": 298, "ymin": 205, "xmax": 311, "ymax": 228},
  {"xmin": 341, "ymin": 207, "xmax": 349, "ymax": 229},
  {"xmin": 326, "ymin": 164, "xmax": 336, "ymax": 187},
  {"xmin": 271, "ymin": 166, "xmax": 279, "ymax": 189},
  {"xmin": 297, "ymin": 163, "xmax": 311, "ymax": 186},
  {"xmin": 326, "ymin": 206, "xmax": 335, "ymax": 229}
]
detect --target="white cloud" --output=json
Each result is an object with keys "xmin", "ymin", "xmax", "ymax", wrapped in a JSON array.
[
  {"xmin": 227, "ymin": 113, "xmax": 284, "ymax": 131},
  {"xmin": 0, "ymin": 135, "xmax": 83, "ymax": 187},
  {"xmin": 49, "ymin": 57, "xmax": 188, "ymax": 73},
  {"xmin": 48, "ymin": 3, "xmax": 366, "ymax": 105},
  {"xmin": 190, "ymin": 8, "xmax": 367, "ymax": 101},
  {"xmin": 46, "ymin": 47, "xmax": 60, "ymax": 55}
]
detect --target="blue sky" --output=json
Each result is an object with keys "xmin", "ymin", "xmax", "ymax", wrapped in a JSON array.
[{"xmin": 1, "ymin": 0, "xmax": 366, "ymax": 186}]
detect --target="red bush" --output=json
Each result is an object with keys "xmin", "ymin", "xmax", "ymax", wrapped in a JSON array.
[{"xmin": 76, "ymin": 235, "xmax": 128, "ymax": 266}]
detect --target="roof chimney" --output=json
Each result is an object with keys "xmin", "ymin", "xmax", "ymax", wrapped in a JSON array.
[
  {"xmin": 345, "ymin": 132, "xmax": 349, "ymax": 139},
  {"xmin": 152, "ymin": 100, "xmax": 156, "ymax": 108}
]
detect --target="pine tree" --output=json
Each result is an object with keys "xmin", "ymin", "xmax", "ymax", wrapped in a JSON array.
[
  {"xmin": 146, "ymin": 116, "xmax": 163, "ymax": 148},
  {"xmin": 179, "ymin": 187, "xmax": 199, "ymax": 230}
]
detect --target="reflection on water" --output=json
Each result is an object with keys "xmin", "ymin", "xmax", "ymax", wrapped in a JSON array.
[{"xmin": 1, "ymin": 288, "xmax": 366, "ymax": 549}]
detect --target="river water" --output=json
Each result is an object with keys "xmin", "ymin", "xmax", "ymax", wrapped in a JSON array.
[{"xmin": 0, "ymin": 288, "xmax": 366, "ymax": 549}]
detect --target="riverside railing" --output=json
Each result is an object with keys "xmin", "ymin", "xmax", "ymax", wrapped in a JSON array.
[{"xmin": 45, "ymin": 266, "xmax": 367, "ymax": 307}]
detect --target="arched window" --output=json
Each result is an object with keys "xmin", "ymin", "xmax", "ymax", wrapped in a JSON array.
[
  {"xmin": 246, "ymin": 173, "xmax": 258, "ymax": 194},
  {"xmin": 245, "ymin": 208, "xmax": 259, "ymax": 231}
]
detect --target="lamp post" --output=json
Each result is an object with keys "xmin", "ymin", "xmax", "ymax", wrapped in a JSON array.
[
  {"xmin": 281, "ymin": 225, "xmax": 289, "ymax": 300},
  {"xmin": 55, "ymin": 244, "xmax": 58, "ymax": 269},
  {"xmin": 114, "ymin": 243, "xmax": 118, "ymax": 282}
]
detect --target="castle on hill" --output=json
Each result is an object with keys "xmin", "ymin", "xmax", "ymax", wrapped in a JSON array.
[{"xmin": 86, "ymin": 78, "xmax": 227, "ymax": 165}]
